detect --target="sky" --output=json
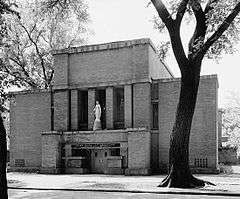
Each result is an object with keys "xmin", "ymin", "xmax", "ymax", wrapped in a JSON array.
[{"xmin": 86, "ymin": 0, "xmax": 240, "ymax": 108}]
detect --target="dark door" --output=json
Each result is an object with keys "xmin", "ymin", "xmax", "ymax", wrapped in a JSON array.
[{"xmin": 91, "ymin": 149, "xmax": 108, "ymax": 173}]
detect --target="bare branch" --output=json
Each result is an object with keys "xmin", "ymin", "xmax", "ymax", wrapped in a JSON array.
[
  {"xmin": 200, "ymin": 2, "xmax": 240, "ymax": 57},
  {"xmin": 0, "ymin": 1, "xmax": 20, "ymax": 18},
  {"xmin": 2, "ymin": 63, "xmax": 39, "ymax": 88},
  {"xmin": 19, "ymin": 22, "xmax": 49, "ymax": 87},
  {"xmin": 151, "ymin": 0, "xmax": 174, "ymax": 30}
]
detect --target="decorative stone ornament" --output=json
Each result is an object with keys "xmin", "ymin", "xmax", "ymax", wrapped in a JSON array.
[{"xmin": 93, "ymin": 101, "xmax": 102, "ymax": 131}]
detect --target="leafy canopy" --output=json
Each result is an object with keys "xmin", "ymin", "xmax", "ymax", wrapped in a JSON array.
[
  {"xmin": 153, "ymin": 0, "xmax": 240, "ymax": 61},
  {"xmin": 1, "ymin": 0, "xmax": 90, "ymax": 90}
]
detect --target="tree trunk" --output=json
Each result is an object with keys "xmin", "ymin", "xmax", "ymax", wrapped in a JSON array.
[
  {"xmin": 0, "ymin": 115, "xmax": 8, "ymax": 198},
  {"xmin": 159, "ymin": 64, "xmax": 206, "ymax": 188}
]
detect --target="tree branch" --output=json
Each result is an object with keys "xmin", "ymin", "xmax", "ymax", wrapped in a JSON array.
[
  {"xmin": 200, "ymin": 2, "xmax": 240, "ymax": 57},
  {"xmin": 175, "ymin": 0, "xmax": 189, "ymax": 27},
  {"xmin": 188, "ymin": 1, "xmax": 207, "ymax": 60},
  {"xmin": 151, "ymin": 0, "xmax": 189, "ymax": 74},
  {"xmin": 2, "ymin": 63, "xmax": 39, "ymax": 88},
  {"xmin": 151, "ymin": 0, "xmax": 174, "ymax": 31},
  {"xmin": 19, "ymin": 22, "xmax": 49, "ymax": 87},
  {"xmin": 204, "ymin": 0, "xmax": 219, "ymax": 14}
]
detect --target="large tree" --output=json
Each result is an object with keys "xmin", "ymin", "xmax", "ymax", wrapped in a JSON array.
[
  {"xmin": 150, "ymin": 0, "xmax": 240, "ymax": 188},
  {"xmin": 0, "ymin": 1, "xmax": 19, "ymax": 198}
]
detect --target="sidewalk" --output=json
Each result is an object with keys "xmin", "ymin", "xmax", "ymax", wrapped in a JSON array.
[{"xmin": 7, "ymin": 172, "xmax": 240, "ymax": 196}]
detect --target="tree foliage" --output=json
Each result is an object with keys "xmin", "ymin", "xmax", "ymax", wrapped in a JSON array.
[
  {"xmin": 222, "ymin": 92, "xmax": 240, "ymax": 147},
  {"xmin": 153, "ymin": 0, "xmax": 240, "ymax": 61},
  {"xmin": 1, "ymin": 0, "xmax": 89, "ymax": 90}
]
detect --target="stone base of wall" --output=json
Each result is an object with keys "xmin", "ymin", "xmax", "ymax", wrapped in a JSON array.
[
  {"xmin": 9, "ymin": 166, "xmax": 40, "ymax": 173},
  {"xmin": 65, "ymin": 168, "xmax": 89, "ymax": 174},
  {"xmin": 191, "ymin": 167, "xmax": 220, "ymax": 174},
  {"xmin": 105, "ymin": 168, "xmax": 125, "ymax": 175},
  {"xmin": 40, "ymin": 167, "xmax": 62, "ymax": 174},
  {"xmin": 125, "ymin": 168, "xmax": 151, "ymax": 176}
]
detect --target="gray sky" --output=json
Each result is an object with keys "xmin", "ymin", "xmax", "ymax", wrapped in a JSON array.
[{"xmin": 87, "ymin": 0, "xmax": 240, "ymax": 108}]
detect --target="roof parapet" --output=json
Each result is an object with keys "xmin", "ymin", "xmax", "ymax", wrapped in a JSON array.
[{"xmin": 52, "ymin": 38, "xmax": 157, "ymax": 55}]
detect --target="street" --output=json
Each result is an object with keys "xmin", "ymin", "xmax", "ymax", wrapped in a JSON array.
[{"xmin": 8, "ymin": 189, "xmax": 240, "ymax": 199}]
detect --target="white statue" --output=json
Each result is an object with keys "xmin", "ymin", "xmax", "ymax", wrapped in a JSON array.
[{"xmin": 93, "ymin": 101, "xmax": 102, "ymax": 130}]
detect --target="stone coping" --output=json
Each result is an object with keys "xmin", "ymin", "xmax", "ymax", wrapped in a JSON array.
[
  {"xmin": 63, "ymin": 128, "xmax": 147, "ymax": 135},
  {"xmin": 62, "ymin": 157, "xmax": 86, "ymax": 160},
  {"xmin": 153, "ymin": 74, "xmax": 218, "ymax": 83},
  {"xmin": 53, "ymin": 77, "xmax": 151, "ymax": 91},
  {"xmin": 107, "ymin": 156, "xmax": 123, "ymax": 160},
  {"xmin": 8, "ymin": 88, "xmax": 50, "ymax": 96},
  {"xmin": 41, "ymin": 128, "xmax": 148, "ymax": 136},
  {"xmin": 42, "ymin": 131, "xmax": 62, "ymax": 135},
  {"xmin": 52, "ymin": 38, "xmax": 157, "ymax": 55}
]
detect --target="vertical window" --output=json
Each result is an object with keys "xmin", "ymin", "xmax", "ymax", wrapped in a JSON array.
[
  {"xmin": 152, "ymin": 103, "xmax": 159, "ymax": 129},
  {"xmin": 151, "ymin": 82, "xmax": 159, "ymax": 130},
  {"xmin": 114, "ymin": 87, "xmax": 124, "ymax": 129},
  {"xmin": 151, "ymin": 83, "xmax": 159, "ymax": 100},
  {"xmin": 78, "ymin": 90, "xmax": 88, "ymax": 130}
]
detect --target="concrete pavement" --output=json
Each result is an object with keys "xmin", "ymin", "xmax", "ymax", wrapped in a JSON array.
[{"xmin": 7, "ymin": 172, "xmax": 240, "ymax": 197}]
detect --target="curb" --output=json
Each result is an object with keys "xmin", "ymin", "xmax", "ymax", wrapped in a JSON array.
[{"xmin": 8, "ymin": 187, "xmax": 240, "ymax": 197}]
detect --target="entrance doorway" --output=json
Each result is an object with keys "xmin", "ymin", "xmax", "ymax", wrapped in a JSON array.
[
  {"xmin": 95, "ymin": 89, "xmax": 106, "ymax": 129},
  {"xmin": 91, "ymin": 149, "xmax": 109, "ymax": 173}
]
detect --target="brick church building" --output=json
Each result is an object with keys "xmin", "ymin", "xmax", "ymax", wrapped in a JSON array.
[{"xmin": 9, "ymin": 38, "xmax": 219, "ymax": 175}]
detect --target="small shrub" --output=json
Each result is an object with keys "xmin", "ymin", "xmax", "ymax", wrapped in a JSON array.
[{"xmin": 219, "ymin": 163, "xmax": 233, "ymax": 174}]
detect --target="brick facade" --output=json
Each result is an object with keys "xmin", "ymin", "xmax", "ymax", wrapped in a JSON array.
[{"xmin": 9, "ymin": 38, "xmax": 219, "ymax": 174}]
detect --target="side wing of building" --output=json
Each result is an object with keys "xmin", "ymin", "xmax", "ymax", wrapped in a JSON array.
[
  {"xmin": 151, "ymin": 75, "xmax": 219, "ymax": 173},
  {"xmin": 10, "ymin": 91, "xmax": 51, "ymax": 171}
]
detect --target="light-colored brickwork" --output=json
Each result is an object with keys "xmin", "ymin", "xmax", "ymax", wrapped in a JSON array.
[
  {"xmin": 10, "ymin": 92, "xmax": 51, "ymax": 171},
  {"xmin": 124, "ymin": 85, "xmax": 132, "ymax": 128},
  {"xmin": 157, "ymin": 75, "xmax": 218, "ymax": 173},
  {"xmin": 88, "ymin": 89, "xmax": 95, "ymax": 130},
  {"xmin": 148, "ymin": 46, "xmax": 173, "ymax": 79},
  {"xmin": 106, "ymin": 87, "xmax": 114, "ymax": 129},
  {"xmin": 71, "ymin": 90, "xmax": 78, "ymax": 130},
  {"xmin": 52, "ymin": 54, "xmax": 69, "ymax": 87},
  {"xmin": 53, "ymin": 91, "xmax": 69, "ymax": 131},
  {"xmin": 41, "ymin": 131, "xmax": 62, "ymax": 173},
  {"xmin": 133, "ymin": 83, "xmax": 151, "ymax": 128},
  {"xmin": 126, "ymin": 129, "xmax": 151, "ymax": 175},
  {"xmin": 52, "ymin": 38, "xmax": 168, "ymax": 89}
]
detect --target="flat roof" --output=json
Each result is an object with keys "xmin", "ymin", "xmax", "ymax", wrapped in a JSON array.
[{"xmin": 52, "ymin": 38, "xmax": 157, "ymax": 55}]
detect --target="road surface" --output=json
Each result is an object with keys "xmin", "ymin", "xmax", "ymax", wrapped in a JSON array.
[{"xmin": 8, "ymin": 189, "xmax": 240, "ymax": 199}]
